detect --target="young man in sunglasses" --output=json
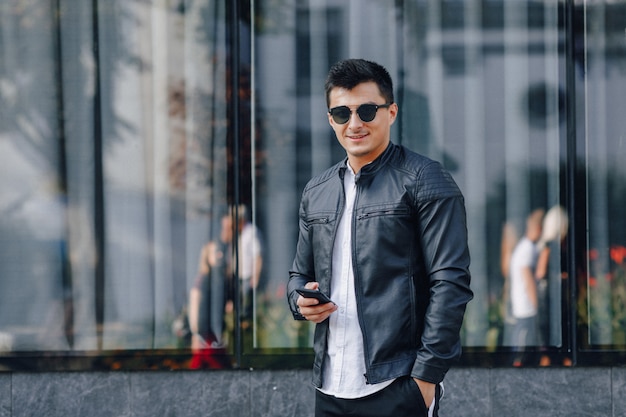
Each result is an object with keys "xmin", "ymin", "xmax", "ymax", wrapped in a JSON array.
[{"xmin": 287, "ymin": 59, "xmax": 473, "ymax": 417}]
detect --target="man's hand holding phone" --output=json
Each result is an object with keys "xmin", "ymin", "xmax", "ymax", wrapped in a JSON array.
[{"xmin": 296, "ymin": 282, "xmax": 337, "ymax": 324}]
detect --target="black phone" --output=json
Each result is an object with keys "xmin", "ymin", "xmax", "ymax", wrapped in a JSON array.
[{"xmin": 295, "ymin": 288, "xmax": 334, "ymax": 304}]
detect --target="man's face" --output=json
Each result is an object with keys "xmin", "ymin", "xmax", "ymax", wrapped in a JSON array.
[{"xmin": 327, "ymin": 81, "xmax": 398, "ymax": 172}]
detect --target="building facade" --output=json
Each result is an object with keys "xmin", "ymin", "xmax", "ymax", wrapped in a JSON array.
[{"xmin": 1, "ymin": 0, "xmax": 626, "ymax": 415}]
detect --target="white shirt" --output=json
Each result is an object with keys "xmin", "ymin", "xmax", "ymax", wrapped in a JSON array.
[
  {"xmin": 319, "ymin": 164, "xmax": 394, "ymax": 398},
  {"xmin": 510, "ymin": 236, "xmax": 539, "ymax": 318},
  {"xmin": 238, "ymin": 223, "xmax": 261, "ymax": 284}
]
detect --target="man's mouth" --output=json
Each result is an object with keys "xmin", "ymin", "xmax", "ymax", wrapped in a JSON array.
[{"xmin": 348, "ymin": 134, "xmax": 367, "ymax": 140}]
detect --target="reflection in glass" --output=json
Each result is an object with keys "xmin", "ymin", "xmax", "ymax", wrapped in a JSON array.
[
  {"xmin": 581, "ymin": 1, "xmax": 626, "ymax": 348},
  {"xmin": 0, "ymin": 0, "xmax": 233, "ymax": 367},
  {"xmin": 2, "ymin": 0, "xmax": 625, "ymax": 369},
  {"xmin": 253, "ymin": 0, "xmax": 566, "ymax": 361},
  {"xmin": 0, "ymin": 0, "xmax": 70, "ymax": 351},
  {"xmin": 95, "ymin": 0, "xmax": 232, "ymax": 360},
  {"xmin": 188, "ymin": 205, "xmax": 262, "ymax": 368}
]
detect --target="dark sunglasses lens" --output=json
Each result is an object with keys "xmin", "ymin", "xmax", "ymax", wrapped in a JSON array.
[
  {"xmin": 357, "ymin": 104, "xmax": 378, "ymax": 122},
  {"xmin": 331, "ymin": 107, "xmax": 351, "ymax": 124}
]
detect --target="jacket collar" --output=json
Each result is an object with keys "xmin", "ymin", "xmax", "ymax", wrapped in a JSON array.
[{"xmin": 339, "ymin": 141, "xmax": 396, "ymax": 182}]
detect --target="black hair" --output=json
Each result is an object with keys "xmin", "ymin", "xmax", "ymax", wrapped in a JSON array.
[{"xmin": 324, "ymin": 59, "xmax": 394, "ymax": 107}]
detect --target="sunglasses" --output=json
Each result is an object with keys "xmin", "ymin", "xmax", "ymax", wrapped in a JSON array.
[{"xmin": 328, "ymin": 103, "xmax": 393, "ymax": 124}]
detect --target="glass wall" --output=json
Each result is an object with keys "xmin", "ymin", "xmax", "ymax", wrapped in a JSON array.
[
  {"xmin": 0, "ymin": 0, "xmax": 625, "ymax": 370},
  {"xmin": 253, "ymin": 0, "xmax": 568, "ymax": 368},
  {"xmin": 579, "ymin": 1, "xmax": 626, "ymax": 352},
  {"xmin": 0, "ymin": 0, "xmax": 236, "ymax": 367}
]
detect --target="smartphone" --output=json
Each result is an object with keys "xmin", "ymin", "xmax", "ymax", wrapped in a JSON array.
[{"xmin": 295, "ymin": 288, "xmax": 334, "ymax": 305}]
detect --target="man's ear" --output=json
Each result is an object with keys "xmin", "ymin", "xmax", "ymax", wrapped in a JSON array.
[{"xmin": 389, "ymin": 102, "xmax": 399, "ymax": 125}]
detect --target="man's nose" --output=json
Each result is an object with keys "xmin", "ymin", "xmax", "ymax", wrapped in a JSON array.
[{"xmin": 347, "ymin": 110, "xmax": 363, "ymax": 127}]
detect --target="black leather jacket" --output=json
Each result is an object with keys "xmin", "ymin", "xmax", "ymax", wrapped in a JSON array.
[{"xmin": 287, "ymin": 142, "xmax": 473, "ymax": 387}]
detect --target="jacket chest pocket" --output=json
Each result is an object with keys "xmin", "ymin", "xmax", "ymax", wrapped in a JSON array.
[
  {"xmin": 356, "ymin": 203, "xmax": 414, "ymax": 232},
  {"xmin": 355, "ymin": 203, "xmax": 416, "ymax": 256},
  {"xmin": 305, "ymin": 212, "xmax": 337, "ymax": 250},
  {"xmin": 357, "ymin": 204, "xmax": 411, "ymax": 220}
]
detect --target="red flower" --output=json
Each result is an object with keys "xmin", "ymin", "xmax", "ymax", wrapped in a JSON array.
[{"xmin": 610, "ymin": 245, "xmax": 626, "ymax": 265}]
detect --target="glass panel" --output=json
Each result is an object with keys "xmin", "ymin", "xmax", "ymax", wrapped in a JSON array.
[
  {"xmin": 0, "ymin": 0, "xmax": 68, "ymax": 351},
  {"xmin": 0, "ymin": 0, "xmax": 234, "ymax": 368},
  {"xmin": 253, "ymin": 0, "xmax": 567, "ymax": 365},
  {"xmin": 6, "ymin": 0, "xmax": 625, "ymax": 370},
  {"xmin": 581, "ymin": 1, "xmax": 626, "ymax": 348}
]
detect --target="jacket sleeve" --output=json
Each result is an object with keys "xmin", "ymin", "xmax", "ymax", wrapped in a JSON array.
[
  {"xmin": 411, "ymin": 161, "xmax": 474, "ymax": 384},
  {"xmin": 287, "ymin": 199, "xmax": 316, "ymax": 321}
]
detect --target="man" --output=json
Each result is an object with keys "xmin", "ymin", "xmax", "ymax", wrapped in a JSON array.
[
  {"xmin": 508, "ymin": 208, "xmax": 544, "ymax": 366},
  {"xmin": 189, "ymin": 206, "xmax": 262, "ymax": 355},
  {"xmin": 287, "ymin": 59, "xmax": 473, "ymax": 417}
]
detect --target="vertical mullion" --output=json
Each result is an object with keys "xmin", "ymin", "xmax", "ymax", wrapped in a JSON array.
[
  {"xmin": 92, "ymin": 0, "xmax": 106, "ymax": 352},
  {"xmin": 565, "ymin": 0, "xmax": 579, "ymax": 364},
  {"xmin": 53, "ymin": 0, "xmax": 75, "ymax": 349},
  {"xmin": 228, "ymin": 0, "xmax": 242, "ymax": 367}
]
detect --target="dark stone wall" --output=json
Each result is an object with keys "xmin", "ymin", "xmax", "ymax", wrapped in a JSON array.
[{"xmin": 1, "ymin": 367, "xmax": 625, "ymax": 416}]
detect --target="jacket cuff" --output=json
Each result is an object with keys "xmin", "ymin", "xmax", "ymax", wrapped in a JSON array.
[
  {"xmin": 411, "ymin": 360, "xmax": 448, "ymax": 384},
  {"xmin": 288, "ymin": 292, "xmax": 307, "ymax": 320}
]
